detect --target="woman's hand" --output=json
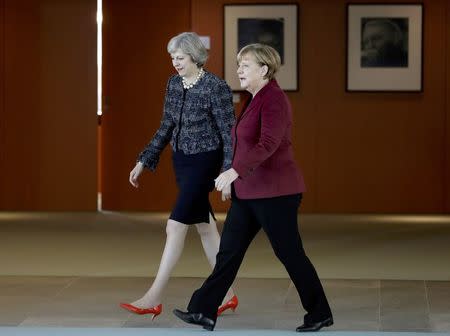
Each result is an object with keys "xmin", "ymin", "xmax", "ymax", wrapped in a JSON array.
[
  {"xmin": 215, "ymin": 168, "xmax": 239, "ymax": 191},
  {"xmin": 221, "ymin": 184, "xmax": 232, "ymax": 201},
  {"xmin": 129, "ymin": 162, "xmax": 144, "ymax": 188}
]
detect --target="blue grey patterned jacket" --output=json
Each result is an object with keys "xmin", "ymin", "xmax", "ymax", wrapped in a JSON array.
[{"xmin": 138, "ymin": 71, "xmax": 235, "ymax": 171}]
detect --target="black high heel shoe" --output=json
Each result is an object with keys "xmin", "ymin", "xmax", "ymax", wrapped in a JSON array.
[{"xmin": 173, "ymin": 309, "xmax": 216, "ymax": 331}]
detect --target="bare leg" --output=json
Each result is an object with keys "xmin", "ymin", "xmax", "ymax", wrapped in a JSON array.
[
  {"xmin": 131, "ymin": 219, "xmax": 188, "ymax": 308},
  {"xmin": 195, "ymin": 213, "xmax": 235, "ymax": 303}
]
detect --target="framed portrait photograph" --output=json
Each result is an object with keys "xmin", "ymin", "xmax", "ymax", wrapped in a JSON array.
[
  {"xmin": 224, "ymin": 3, "xmax": 299, "ymax": 91},
  {"xmin": 346, "ymin": 3, "xmax": 424, "ymax": 92}
]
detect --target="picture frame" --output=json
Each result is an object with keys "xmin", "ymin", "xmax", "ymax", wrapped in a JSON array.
[
  {"xmin": 223, "ymin": 3, "xmax": 299, "ymax": 91},
  {"xmin": 346, "ymin": 3, "xmax": 424, "ymax": 92}
]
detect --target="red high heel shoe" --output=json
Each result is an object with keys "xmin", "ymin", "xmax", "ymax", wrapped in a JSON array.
[
  {"xmin": 217, "ymin": 295, "xmax": 238, "ymax": 316},
  {"xmin": 119, "ymin": 302, "xmax": 162, "ymax": 320}
]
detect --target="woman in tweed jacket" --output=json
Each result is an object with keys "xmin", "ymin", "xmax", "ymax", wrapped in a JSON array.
[{"xmin": 120, "ymin": 32, "xmax": 238, "ymax": 319}]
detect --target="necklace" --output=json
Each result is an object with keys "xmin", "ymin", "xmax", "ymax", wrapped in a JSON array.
[{"xmin": 182, "ymin": 68, "xmax": 205, "ymax": 89}]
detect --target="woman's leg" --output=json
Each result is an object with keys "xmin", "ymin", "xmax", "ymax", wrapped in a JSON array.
[
  {"xmin": 195, "ymin": 213, "xmax": 235, "ymax": 302},
  {"xmin": 187, "ymin": 199, "xmax": 259, "ymax": 320},
  {"xmin": 131, "ymin": 219, "xmax": 188, "ymax": 308},
  {"xmin": 253, "ymin": 195, "xmax": 332, "ymax": 324}
]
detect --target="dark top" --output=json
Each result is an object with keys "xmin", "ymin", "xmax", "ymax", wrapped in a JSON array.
[{"xmin": 138, "ymin": 71, "xmax": 235, "ymax": 171}]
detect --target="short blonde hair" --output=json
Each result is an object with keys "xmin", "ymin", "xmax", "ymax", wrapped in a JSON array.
[
  {"xmin": 237, "ymin": 43, "xmax": 281, "ymax": 80},
  {"xmin": 167, "ymin": 32, "xmax": 208, "ymax": 67}
]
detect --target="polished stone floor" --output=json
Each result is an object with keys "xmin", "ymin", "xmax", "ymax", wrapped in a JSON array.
[
  {"xmin": 0, "ymin": 276, "xmax": 449, "ymax": 332},
  {"xmin": 0, "ymin": 212, "xmax": 449, "ymax": 332}
]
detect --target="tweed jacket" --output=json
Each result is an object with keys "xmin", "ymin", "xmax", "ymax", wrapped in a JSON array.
[
  {"xmin": 231, "ymin": 80, "xmax": 306, "ymax": 199},
  {"xmin": 138, "ymin": 72, "xmax": 235, "ymax": 171}
]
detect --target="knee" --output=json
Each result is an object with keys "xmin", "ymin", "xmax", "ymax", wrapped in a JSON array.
[
  {"xmin": 273, "ymin": 242, "xmax": 305, "ymax": 262},
  {"xmin": 195, "ymin": 222, "xmax": 217, "ymax": 238},
  {"xmin": 166, "ymin": 219, "xmax": 188, "ymax": 236},
  {"xmin": 215, "ymin": 245, "xmax": 243, "ymax": 266}
]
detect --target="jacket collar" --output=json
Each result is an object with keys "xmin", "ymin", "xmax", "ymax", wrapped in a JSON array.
[
  {"xmin": 237, "ymin": 80, "xmax": 280, "ymax": 122},
  {"xmin": 252, "ymin": 79, "xmax": 279, "ymax": 100}
]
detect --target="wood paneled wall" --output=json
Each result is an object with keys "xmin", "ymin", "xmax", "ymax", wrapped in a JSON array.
[
  {"xmin": 0, "ymin": 0, "xmax": 5, "ymax": 207},
  {"xmin": 1, "ymin": 1, "xmax": 40, "ymax": 210},
  {"xmin": 100, "ymin": 0, "xmax": 190, "ymax": 211},
  {"xmin": 446, "ymin": 0, "xmax": 450, "ymax": 212},
  {"xmin": 192, "ymin": 0, "xmax": 450, "ymax": 213},
  {"xmin": 1, "ymin": 0, "xmax": 449, "ymax": 213},
  {"xmin": 0, "ymin": 0, "xmax": 97, "ymax": 210}
]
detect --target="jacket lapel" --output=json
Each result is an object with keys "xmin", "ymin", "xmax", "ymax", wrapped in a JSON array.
[{"xmin": 237, "ymin": 100, "xmax": 257, "ymax": 123}]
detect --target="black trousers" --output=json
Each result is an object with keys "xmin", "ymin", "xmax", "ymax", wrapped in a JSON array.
[{"xmin": 187, "ymin": 193, "xmax": 332, "ymax": 324}]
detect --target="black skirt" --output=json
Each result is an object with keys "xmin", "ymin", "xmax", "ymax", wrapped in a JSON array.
[{"xmin": 170, "ymin": 149, "xmax": 222, "ymax": 225}]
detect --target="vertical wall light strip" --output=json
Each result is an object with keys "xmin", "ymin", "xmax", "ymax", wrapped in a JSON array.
[
  {"xmin": 97, "ymin": 0, "xmax": 102, "ymax": 116},
  {"xmin": 97, "ymin": 0, "xmax": 103, "ymax": 211}
]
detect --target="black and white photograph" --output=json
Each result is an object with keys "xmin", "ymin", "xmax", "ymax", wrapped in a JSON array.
[
  {"xmin": 224, "ymin": 4, "xmax": 298, "ymax": 91},
  {"xmin": 361, "ymin": 17, "xmax": 408, "ymax": 68},
  {"xmin": 347, "ymin": 4, "xmax": 423, "ymax": 92},
  {"xmin": 238, "ymin": 18, "xmax": 285, "ymax": 64}
]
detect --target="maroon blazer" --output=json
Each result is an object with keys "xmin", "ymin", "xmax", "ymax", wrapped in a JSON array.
[{"xmin": 231, "ymin": 80, "xmax": 306, "ymax": 199}]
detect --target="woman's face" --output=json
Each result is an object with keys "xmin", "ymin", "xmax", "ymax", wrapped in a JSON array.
[
  {"xmin": 171, "ymin": 49, "xmax": 197, "ymax": 78},
  {"xmin": 236, "ymin": 53, "xmax": 267, "ymax": 95}
]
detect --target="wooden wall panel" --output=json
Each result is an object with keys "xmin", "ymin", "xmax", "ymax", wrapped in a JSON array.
[
  {"xmin": 101, "ymin": 0, "xmax": 190, "ymax": 210},
  {"xmin": 8, "ymin": 0, "xmax": 439, "ymax": 213},
  {"xmin": 192, "ymin": 0, "xmax": 448, "ymax": 213},
  {"xmin": 37, "ymin": 0, "xmax": 97, "ymax": 210},
  {"xmin": 0, "ymin": 0, "xmax": 41, "ymax": 210},
  {"xmin": 0, "ymin": 0, "xmax": 4, "ymax": 208},
  {"xmin": 0, "ymin": 0, "xmax": 97, "ymax": 210},
  {"xmin": 313, "ymin": 0, "xmax": 445, "ymax": 213},
  {"xmin": 446, "ymin": 0, "xmax": 450, "ymax": 212}
]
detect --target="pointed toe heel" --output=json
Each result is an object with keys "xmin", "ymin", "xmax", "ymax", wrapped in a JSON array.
[
  {"xmin": 119, "ymin": 302, "xmax": 162, "ymax": 320},
  {"xmin": 217, "ymin": 295, "xmax": 238, "ymax": 316}
]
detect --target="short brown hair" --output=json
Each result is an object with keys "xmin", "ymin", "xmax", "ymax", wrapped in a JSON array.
[{"xmin": 237, "ymin": 44, "xmax": 281, "ymax": 80}]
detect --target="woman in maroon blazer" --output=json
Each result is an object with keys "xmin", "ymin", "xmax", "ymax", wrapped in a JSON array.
[{"xmin": 174, "ymin": 44, "xmax": 333, "ymax": 332}]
